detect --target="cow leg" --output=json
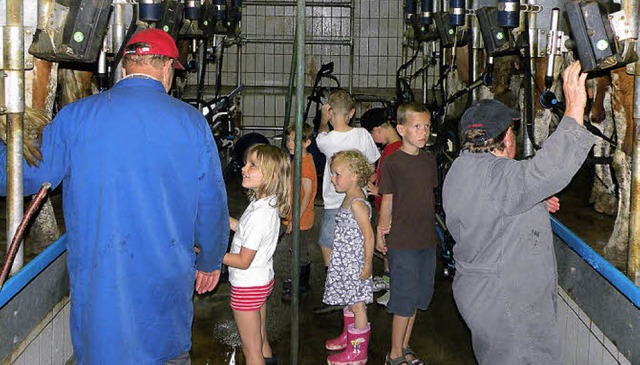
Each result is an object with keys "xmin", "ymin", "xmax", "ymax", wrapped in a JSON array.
[
  {"xmin": 590, "ymin": 86, "xmax": 617, "ymax": 215},
  {"xmin": 23, "ymin": 59, "xmax": 61, "ymax": 253},
  {"xmin": 604, "ymin": 69, "xmax": 635, "ymax": 269}
]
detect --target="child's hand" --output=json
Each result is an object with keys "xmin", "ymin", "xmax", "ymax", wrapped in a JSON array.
[
  {"xmin": 359, "ymin": 263, "xmax": 372, "ymax": 280},
  {"xmin": 286, "ymin": 223, "xmax": 293, "ymax": 234},
  {"xmin": 320, "ymin": 104, "xmax": 331, "ymax": 125},
  {"xmin": 229, "ymin": 217, "xmax": 239, "ymax": 232},
  {"xmin": 367, "ymin": 182, "xmax": 379, "ymax": 196},
  {"xmin": 376, "ymin": 232, "xmax": 387, "ymax": 254},
  {"xmin": 546, "ymin": 196, "xmax": 560, "ymax": 213}
]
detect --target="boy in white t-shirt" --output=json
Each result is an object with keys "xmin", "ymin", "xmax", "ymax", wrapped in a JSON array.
[{"xmin": 314, "ymin": 89, "xmax": 380, "ymax": 313}]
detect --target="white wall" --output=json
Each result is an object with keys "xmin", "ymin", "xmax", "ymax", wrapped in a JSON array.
[
  {"xmin": 557, "ymin": 287, "xmax": 631, "ymax": 365},
  {"xmin": 190, "ymin": 0, "xmax": 417, "ymax": 141},
  {"xmin": 5, "ymin": 297, "xmax": 73, "ymax": 365}
]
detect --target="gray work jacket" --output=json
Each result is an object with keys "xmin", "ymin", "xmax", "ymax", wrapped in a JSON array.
[{"xmin": 442, "ymin": 116, "xmax": 595, "ymax": 364}]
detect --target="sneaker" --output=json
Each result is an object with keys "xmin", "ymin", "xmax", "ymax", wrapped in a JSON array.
[
  {"xmin": 376, "ymin": 291, "xmax": 390, "ymax": 306},
  {"xmin": 373, "ymin": 277, "xmax": 390, "ymax": 292}
]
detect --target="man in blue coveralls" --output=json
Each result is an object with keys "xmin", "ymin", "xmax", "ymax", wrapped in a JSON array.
[{"xmin": 0, "ymin": 28, "xmax": 229, "ymax": 364}]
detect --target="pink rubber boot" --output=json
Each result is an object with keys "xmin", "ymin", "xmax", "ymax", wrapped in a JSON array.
[
  {"xmin": 327, "ymin": 323, "xmax": 370, "ymax": 365},
  {"xmin": 325, "ymin": 306, "xmax": 355, "ymax": 351}
]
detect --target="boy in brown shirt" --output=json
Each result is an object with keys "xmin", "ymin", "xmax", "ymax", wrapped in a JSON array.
[{"xmin": 377, "ymin": 103, "xmax": 437, "ymax": 365}]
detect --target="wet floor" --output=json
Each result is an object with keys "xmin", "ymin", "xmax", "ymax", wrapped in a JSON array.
[
  {"xmin": 0, "ymin": 165, "xmax": 616, "ymax": 365},
  {"xmin": 191, "ymin": 173, "xmax": 475, "ymax": 365},
  {"xmin": 150, "ymin": 165, "xmax": 619, "ymax": 364}
]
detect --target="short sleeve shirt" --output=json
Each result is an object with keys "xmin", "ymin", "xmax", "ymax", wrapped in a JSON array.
[
  {"xmin": 285, "ymin": 153, "xmax": 317, "ymax": 230},
  {"xmin": 378, "ymin": 149, "xmax": 438, "ymax": 250},
  {"xmin": 374, "ymin": 140, "xmax": 403, "ymax": 211},
  {"xmin": 316, "ymin": 128, "xmax": 380, "ymax": 209},
  {"xmin": 228, "ymin": 195, "xmax": 280, "ymax": 286}
]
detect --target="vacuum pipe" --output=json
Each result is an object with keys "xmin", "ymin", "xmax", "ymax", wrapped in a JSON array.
[
  {"xmin": 112, "ymin": 0, "xmax": 128, "ymax": 85},
  {"xmin": 0, "ymin": 184, "xmax": 50, "ymax": 289},
  {"xmin": 626, "ymin": 0, "xmax": 640, "ymax": 284},
  {"xmin": 4, "ymin": 0, "xmax": 25, "ymax": 275}
]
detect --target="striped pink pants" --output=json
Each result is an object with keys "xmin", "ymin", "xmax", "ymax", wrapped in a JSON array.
[{"xmin": 230, "ymin": 279, "xmax": 275, "ymax": 311}]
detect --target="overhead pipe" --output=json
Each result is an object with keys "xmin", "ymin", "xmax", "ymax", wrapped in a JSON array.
[
  {"xmin": 440, "ymin": 0, "xmax": 449, "ymax": 107},
  {"xmin": 4, "ymin": 0, "xmax": 25, "ymax": 275},
  {"xmin": 237, "ymin": 26, "xmax": 242, "ymax": 89},
  {"xmin": 539, "ymin": 9, "xmax": 561, "ymax": 110},
  {"xmin": 290, "ymin": 0, "xmax": 306, "ymax": 363},
  {"xmin": 522, "ymin": 0, "xmax": 538, "ymax": 157},
  {"xmin": 112, "ymin": 0, "xmax": 129, "ymax": 85},
  {"xmin": 348, "ymin": 0, "xmax": 354, "ymax": 92},
  {"xmin": 421, "ymin": 0, "xmax": 434, "ymax": 104},
  {"xmin": 423, "ymin": 42, "xmax": 429, "ymax": 105},
  {"xmin": 470, "ymin": 0, "xmax": 482, "ymax": 102},
  {"xmin": 626, "ymin": 0, "xmax": 640, "ymax": 285}
]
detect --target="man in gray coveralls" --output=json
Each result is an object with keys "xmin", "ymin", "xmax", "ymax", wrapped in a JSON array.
[{"xmin": 442, "ymin": 61, "xmax": 594, "ymax": 365}]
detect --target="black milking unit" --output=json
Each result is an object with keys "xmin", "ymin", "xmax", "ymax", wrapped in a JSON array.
[{"xmin": 407, "ymin": 0, "xmax": 638, "ymax": 278}]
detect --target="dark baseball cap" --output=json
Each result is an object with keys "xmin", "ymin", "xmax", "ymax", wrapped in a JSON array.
[
  {"xmin": 124, "ymin": 28, "xmax": 184, "ymax": 70},
  {"xmin": 460, "ymin": 99, "xmax": 521, "ymax": 142},
  {"xmin": 360, "ymin": 108, "xmax": 389, "ymax": 132}
]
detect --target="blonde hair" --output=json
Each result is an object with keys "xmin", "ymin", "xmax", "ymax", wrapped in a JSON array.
[
  {"xmin": 328, "ymin": 89, "xmax": 355, "ymax": 116},
  {"xmin": 246, "ymin": 144, "xmax": 292, "ymax": 217},
  {"xmin": 397, "ymin": 102, "xmax": 430, "ymax": 125},
  {"xmin": 331, "ymin": 150, "xmax": 372, "ymax": 187}
]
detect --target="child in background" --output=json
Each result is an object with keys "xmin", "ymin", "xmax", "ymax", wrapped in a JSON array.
[
  {"xmin": 315, "ymin": 89, "xmax": 380, "ymax": 314},
  {"xmin": 377, "ymin": 102, "xmax": 437, "ymax": 365},
  {"xmin": 224, "ymin": 144, "xmax": 291, "ymax": 365},
  {"xmin": 281, "ymin": 123, "xmax": 318, "ymax": 301},
  {"xmin": 322, "ymin": 150, "xmax": 374, "ymax": 365},
  {"xmin": 360, "ymin": 107, "xmax": 403, "ymax": 307}
]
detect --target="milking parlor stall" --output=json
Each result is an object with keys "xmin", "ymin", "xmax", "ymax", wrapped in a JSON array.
[{"xmin": 1, "ymin": 0, "xmax": 640, "ymax": 363}]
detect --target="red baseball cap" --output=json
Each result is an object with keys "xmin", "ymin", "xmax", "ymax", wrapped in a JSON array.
[{"xmin": 124, "ymin": 28, "xmax": 184, "ymax": 70}]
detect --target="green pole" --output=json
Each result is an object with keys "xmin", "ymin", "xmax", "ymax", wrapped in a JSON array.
[
  {"xmin": 290, "ymin": 0, "xmax": 305, "ymax": 363},
  {"xmin": 281, "ymin": 35, "xmax": 297, "ymax": 149}
]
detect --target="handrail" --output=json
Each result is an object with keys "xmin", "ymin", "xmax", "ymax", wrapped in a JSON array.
[
  {"xmin": 550, "ymin": 216, "xmax": 640, "ymax": 308},
  {"xmin": 0, "ymin": 234, "xmax": 67, "ymax": 308},
  {"xmin": 435, "ymin": 217, "xmax": 640, "ymax": 308}
]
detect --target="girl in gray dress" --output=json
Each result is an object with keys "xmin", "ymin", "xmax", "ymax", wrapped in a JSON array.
[{"xmin": 322, "ymin": 150, "xmax": 374, "ymax": 365}]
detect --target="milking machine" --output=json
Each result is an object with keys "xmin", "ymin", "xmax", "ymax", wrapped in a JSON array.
[
  {"xmin": 397, "ymin": 0, "xmax": 463, "ymax": 279},
  {"xmin": 298, "ymin": 61, "xmax": 340, "ymax": 179},
  {"xmin": 426, "ymin": 0, "xmax": 639, "ymax": 277},
  {"xmin": 26, "ymin": 1, "xmax": 245, "ymax": 168}
]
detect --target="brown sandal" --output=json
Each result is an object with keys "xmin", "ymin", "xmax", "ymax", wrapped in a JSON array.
[
  {"xmin": 402, "ymin": 346, "xmax": 425, "ymax": 365},
  {"xmin": 385, "ymin": 353, "xmax": 409, "ymax": 365}
]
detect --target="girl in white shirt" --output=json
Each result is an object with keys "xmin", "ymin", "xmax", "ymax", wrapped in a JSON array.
[{"xmin": 224, "ymin": 144, "xmax": 291, "ymax": 365}]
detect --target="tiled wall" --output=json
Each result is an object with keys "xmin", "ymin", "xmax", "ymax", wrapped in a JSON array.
[
  {"xmin": 190, "ymin": 0, "xmax": 432, "ymax": 141},
  {"xmin": 5, "ymin": 297, "xmax": 73, "ymax": 365},
  {"xmin": 557, "ymin": 288, "xmax": 631, "ymax": 365}
]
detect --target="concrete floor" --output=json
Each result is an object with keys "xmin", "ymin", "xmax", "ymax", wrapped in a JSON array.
[
  {"xmin": 190, "ymin": 173, "xmax": 475, "ymax": 364},
  {"xmin": 0, "ymin": 163, "xmax": 616, "ymax": 365},
  {"xmin": 190, "ymin": 164, "xmax": 618, "ymax": 364}
]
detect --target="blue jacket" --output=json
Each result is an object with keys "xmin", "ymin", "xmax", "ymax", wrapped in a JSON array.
[{"xmin": 0, "ymin": 77, "xmax": 229, "ymax": 364}]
